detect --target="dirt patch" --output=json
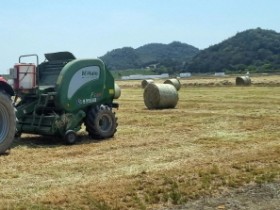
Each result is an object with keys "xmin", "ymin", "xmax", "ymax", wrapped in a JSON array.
[{"xmin": 163, "ymin": 182, "xmax": 280, "ymax": 210}]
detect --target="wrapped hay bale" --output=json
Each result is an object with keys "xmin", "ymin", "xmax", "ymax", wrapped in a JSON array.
[
  {"xmin": 114, "ymin": 83, "xmax": 121, "ymax": 99},
  {"xmin": 236, "ymin": 76, "xmax": 251, "ymax": 86},
  {"xmin": 164, "ymin": 78, "xmax": 181, "ymax": 91},
  {"xmin": 144, "ymin": 83, "xmax": 178, "ymax": 109},
  {"xmin": 141, "ymin": 79, "xmax": 154, "ymax": 89}
]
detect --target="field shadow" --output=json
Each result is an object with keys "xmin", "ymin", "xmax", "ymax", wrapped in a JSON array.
[
  {"xmin": 11, "ymin": 133, "xmax": 105, "ymax": 149},
  {"xmin": 12, "ymin": 135, "xmax": 62, "ymax": 149}
]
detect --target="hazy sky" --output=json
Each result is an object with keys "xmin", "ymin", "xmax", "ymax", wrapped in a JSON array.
[{"xmin": 1, "ymin": 0, "xmax": 279, "ymax": 73}]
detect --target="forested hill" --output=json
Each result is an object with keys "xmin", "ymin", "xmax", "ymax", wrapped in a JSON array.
[
  {"xmin": 100, "ymin": 41, "xmax": 199, "ymax": 70},
  {"xmin": 100, "ymin": 28, "xmax": 280, "ymax": 73},
  {"xmin": 185, "ymin": 28, "xmax": 280, "ymax": 73}
]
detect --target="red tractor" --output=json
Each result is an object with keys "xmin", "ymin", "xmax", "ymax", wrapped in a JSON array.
[{"xmin": 0, "ymin": 76, "xmax": 16, "ymax": 154}]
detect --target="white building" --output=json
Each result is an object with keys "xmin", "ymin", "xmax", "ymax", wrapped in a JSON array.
[
  {"xmin": 214, "ymin": 72, "xmax": 225, "ymax": 76},
  {"xmin": 179, "ymin": 72, "xmax": 192, "ymax": 78},
  {"xmin": 121, "ymin": 73, "xmax": 169, "ymax": 80}
]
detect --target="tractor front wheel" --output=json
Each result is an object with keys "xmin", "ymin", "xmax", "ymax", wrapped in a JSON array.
[
  {"xmin": 85, "ymin": 105, "xmax": 117, "ymax": 139},
  {"xmin": 0, "ymin": 92, "xmax": 16, "ymax": 154}
]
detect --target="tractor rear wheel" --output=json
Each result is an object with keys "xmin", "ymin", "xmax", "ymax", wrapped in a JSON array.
[
  {"xmin": 0, "ymin": 92, "xmax": 16, "ymax": 154},
  {"xmin": 85, "ymin": 105, "xmax": 117, "ymax": 139}
]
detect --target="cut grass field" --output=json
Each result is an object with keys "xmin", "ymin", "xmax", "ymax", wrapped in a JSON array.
[{"xmin": 0, "ymin": 76, "xmax": 280, "ymax": 209}]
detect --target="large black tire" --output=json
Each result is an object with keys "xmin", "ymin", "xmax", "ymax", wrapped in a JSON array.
[
  {"xmin": 0, "ymin": 92, "xmax": 16, "ymax": 154},
  {"xmin": 85, "ymin": 105, "xmax": 117, "ymax": 139}
]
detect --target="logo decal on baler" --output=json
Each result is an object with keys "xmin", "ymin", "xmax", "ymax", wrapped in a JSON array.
[
  {"xmin": 77, "ymin": 98, "xmax": 97, "ymax": 105},
  {"xmin": 68, "ymin": 66, "xmax": 100, "ymax": 99},
  {"xmin": 82, "ymin": 70, "xmax": 99, "ymax": 78}
]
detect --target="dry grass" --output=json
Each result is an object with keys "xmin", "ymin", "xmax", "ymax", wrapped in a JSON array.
[{"xmin": 0, "ymin": 75, "xmax": 280, "ymax": 209}]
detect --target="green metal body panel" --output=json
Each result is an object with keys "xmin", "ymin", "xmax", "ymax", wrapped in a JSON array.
[
  {"xmin": 15, "ymin": 52, "xmax": 116, "ymax": 138},
  {"xmin": 55, "ymin": 59, "xmax": 115, "ymax": 112}
]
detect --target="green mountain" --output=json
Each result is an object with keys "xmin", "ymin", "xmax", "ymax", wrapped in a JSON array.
[
  {"xmin": 100, "ymin": 28, "xmax": 280, "ymax": 74},
  {"xmin": 100, "ymin": 41, "xmax": 199, "ymax": 71},
  {"xmin": 185, "ymin": 28, "xmax": 280, "ymax": 73}
]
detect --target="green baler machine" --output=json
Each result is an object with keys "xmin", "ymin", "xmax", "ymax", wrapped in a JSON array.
[{"xmin": 12, "ymin": 52, "xmax": 119, "ymax": 144}]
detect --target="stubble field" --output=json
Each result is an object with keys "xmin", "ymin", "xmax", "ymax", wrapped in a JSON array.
[{"xmin": 0, "ymin": 75, "xmax": 279, "ymax": 210}]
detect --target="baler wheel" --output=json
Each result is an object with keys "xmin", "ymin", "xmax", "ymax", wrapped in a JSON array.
[
  {"xmin": 85, "ymin": 105, "xmax": 117, "ymax": 139},
  {"xmin": 0, "ymin": 92, "xmax": 16, "ymax": 154},
  {"xmin": 64, "ymin": 130, "xmax": 77, "ymax": 145}
]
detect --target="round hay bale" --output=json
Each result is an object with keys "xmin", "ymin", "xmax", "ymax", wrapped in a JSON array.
[
  {"xmin": 164, "ymin": 78, "xmax": 181, "ymax": 91},
  {"xmin": 114, "ymin": 83, "xmax": 121, "ymax": 99},
  {"xmin": 141, "ymin": 79, "xmax": 154, "ymax": 89},
  {"xmin": 143, "ymin": 83, "xmax": 178, "ymax": 109},
  {"xmin": 236, "ymin": 76, "xmax": 251, "ymax": 86}
]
